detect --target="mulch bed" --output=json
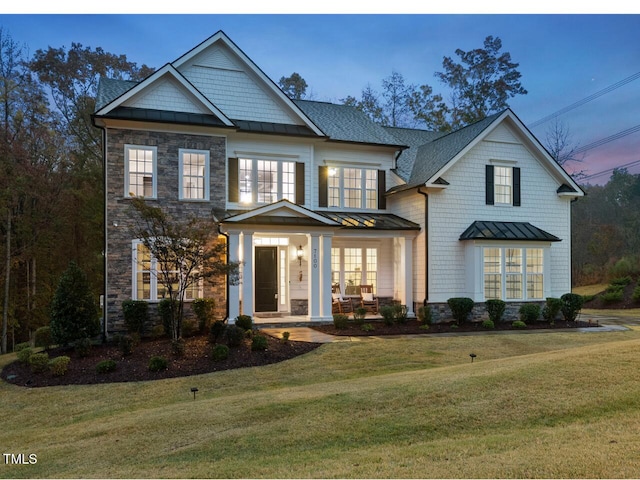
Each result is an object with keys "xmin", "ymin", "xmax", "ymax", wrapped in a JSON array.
[
  {"xmin": 1, "ymin": 334, "xmax": 321, "ymax": 388},
  {"xmin": 583, "ymin": 282, "xmax": 640, "ymax": 310},
  {"xmin": 311, "ymin": 318, "xmax": 601, "ymax": 337}
]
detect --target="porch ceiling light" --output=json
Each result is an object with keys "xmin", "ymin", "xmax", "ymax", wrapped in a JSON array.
[{"xmin": 296, "ymin": 245, "xmax": 304, "ymax": 266}]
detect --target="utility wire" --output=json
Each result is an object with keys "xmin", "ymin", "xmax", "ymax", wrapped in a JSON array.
[
  {"xmin": 581, "ymin": 158, "xmax": 640, "ymax": 181},
  {"xmin": 530, "ymin": 71, "xmax": 640, "ymax": 128},
  {"xmin": 574, "ymin": 124, "xmax": 640, "ymax": 154}
]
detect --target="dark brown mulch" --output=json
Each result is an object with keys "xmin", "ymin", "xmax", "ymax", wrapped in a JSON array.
[
  {"xmin": 1, "ymin": 333, "xmax": 321, "ymax": 388},
  {"xmin": 312, "ymin": 318, "xmax": 601, "ymax": 337}
]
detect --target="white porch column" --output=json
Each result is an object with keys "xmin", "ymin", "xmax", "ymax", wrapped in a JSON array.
[
  {"xmin": 320, "ymin": 234, "xmax": 333, "ymax": 320},
  {"xmin": 242, "ymin": 232, "xmax": 254, "ymax": 316},
  {"xmin": 395, "ymin": 236, "xmax": 415, "ymax": 318},
  {"xmin": 308, "ymin": 233, "xmax": 321, "ymax": 320},
  {"xmin": 227, "ymin": 232, "xmax": 240, "ymax": 322}
]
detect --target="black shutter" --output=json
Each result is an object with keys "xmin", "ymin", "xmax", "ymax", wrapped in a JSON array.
[
  {"xmin": 377, "ymin": 170, "xmax": 386, "ymax": 210},
  {"xmin": 228, "ymin": 157, "xmax": 238, "ymax": 203},
  {"xmin": 485, "ymin": 165, "xmax": 494, "ymax": 205},
  {"xmin": 318, "ymin": 166, "xmax": 328, "ymax": 208},
  {"xmin": 513, "ymin": 167, "xmax": 521, "ymax": 206},
  {"xmin": 295, "ymin": 162, "xmax": 305, "ymax": 205}
]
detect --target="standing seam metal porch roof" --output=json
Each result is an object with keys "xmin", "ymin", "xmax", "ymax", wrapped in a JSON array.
[{"xmin": 459, "ymin": 221, "xmax": 561, "ymax": 242}]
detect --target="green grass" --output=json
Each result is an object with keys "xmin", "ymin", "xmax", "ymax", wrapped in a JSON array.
[{"xmin": 3, "ymin": 330, "xmax": 640, "ymax": 478}]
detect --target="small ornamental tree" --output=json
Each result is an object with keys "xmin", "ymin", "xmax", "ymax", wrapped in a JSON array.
[
  {"xmin": 50, "ymin": 262, "xmax": 100, "ymax": 346},
  {"xmin": 129, "ymin": 198, "xmax": 239, "ymax": 341}
]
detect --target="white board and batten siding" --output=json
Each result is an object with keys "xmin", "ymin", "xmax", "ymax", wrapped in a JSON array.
[{"xmin": 427, "ymin": 123, "xmax": 573, "ymax": 303}]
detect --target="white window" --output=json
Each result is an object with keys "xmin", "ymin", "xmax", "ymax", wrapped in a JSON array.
[
  {"xmin": 179, "ymin": 149, "xmax": 209, "ymax": 201},
  {"xmin": 132, "ymin": 241, "xmax": 202, "ymax": 301},
  {"xmin": 328, "ymin": 166, "xmax": 377, "ymax": 210},
  {"xmin": 238, "ymin": 158, "xmax": 295, "ymax": 205},
  {"xmin": 331, "ymin": 247, "xmax": 378, "ymax": 295},
  {"xmin": 494, "ymin": 166, "xmax": 512, "ymax": 205},
  {"xmin": 125, "ymin": 145, "xmax": 157, "ymax": 198},
  {"xmin": 483, "ymin": 247, "xmax": 544, "ymax": 301}
]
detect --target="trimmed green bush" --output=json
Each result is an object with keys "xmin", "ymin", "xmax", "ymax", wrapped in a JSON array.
[
  {"xmin": 158, "ymin": 298, "xmax": 178, "ymax": 336},
  {"xmin": 361, "ymin": 323, "xmax": 375, "ymax": 332},
  {"xmin": 34, "ymin": 326, "xmax": 53, "ymax": 350},
  {"xmin": 181, "ymin": 319, "xmax": 198, "ymax": 338},
  {"xmin": 333, "ymin": 314, "xmax": 349, "ymax": 329},
  {"xmin": 485, "ymin": 299, "xmax": 506, "ymax": 323},
  {"xmin": 353, "ymin": 307, "xmax": 367, "ymax": 325},
  {"xmin": 29, "ymin": 352, "xmax": 50, "ymax": 373},
  {"xmin": 251, "ymin": 334, "xmax": 268, "ymax": 351},
  {"xmin": 235, "ymin": 315, "xmax": 253, "ymax": 331},
  {"xmin": 393, "ymin": 304, "xmax": 408, "ymax": 324},
  {"xmin": 282, "ymin": 331, "xmax": 290, "ymax": 342},
  {"xmin": 225, "ymin": 325, "xmax": 245, "ymax": 347},
  {"xmin": 519, "ymin": 304, "xmax": 541, "ymax": 323},
  {"xmin": 17, "ymin": 347, "xmax": 33, "ymax": 364},
  {"xmin": 96, "ymin": 359, "xmax": 117, "ymax": 374},
  {"xmin": 417, "ymin": 305, "xmax": 432, "ymax": 325},
  {"xmin": 561, "ymin": 293, "xmax": 585, "ymax": 322},
  {"xmin": 602, "ymin": 290, "xmax": 624, "ymax": 304},
  {"xmin": 209, "ymin": 320, "xmax": 227, "ymax": 344},
  {"xmin": 512, "ymin": 320, "xmax": 527, "ymax": 329},
  {"xmin": 15, "ymin": 342, "xmax": 31, "ymax": 352},
  {"xmin": 606, "ymin": 284, "xmax": 624, "ymax": 294},
  {"xmin": 121, "ymin": 300, "xmax": 148, "ymax": 335},
  {"xmin": 148, "ymin": 356, "xmax": 168, "ymax": 372},
  {"xmin": 118, "ymin": 334, "xmax": 135, "ymax": 356},
  {"xmin": 542, "ymin": 297, "xmax": 563, "ymax": 323},
  {"xmin": 610, "ymin": 276, "xmax": 632, "ymax": 286},
  {"xmin": 171, "ymin": 338, "xmax": 186, "ymax": 356},
  {"xmin": 50, "ymin": 261, "xmax": 100, "ymax": 346},
  {"xmin": 211, "ymin": 344, "xmax": 229, "ymax": 361},
  {"xmin": 608, "ymin": 257, "xmax": 639, "ymax": 279},
  {"xmin": 74, "ymin": 337, "xmax": 92, "ymax": 358},
  {"xmin": 49, "ymin": 356, "xmax": 70, "ymax": 376},
  {"xmin": 447, "ymin": 297, "xmax": 474, "ymax": 324},
  {"xmin": 380, "ymin": 306, "xmax": 395, "ymax": 326},
  {"xmin": 192, "ymin": 298, "xmax": 215, "ymax": 332},
  {"xmin": 481, "ymin": 319, "xmax": 495, "ymax": 329},
  {"xmin": 632, "ymin": 286, "xmax": 640, "ymax": 302}
]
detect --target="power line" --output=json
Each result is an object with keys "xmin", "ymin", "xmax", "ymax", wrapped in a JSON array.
[
  {"xmin": 581, "ymin": 158, "xmax": 640, "ymax": 181},
  {"xmin": 530, "ymin": 71, "xmax": 640, "ymax": 128},
  {"xmin": 574, "ymin": 124, "xmax": 640, "ymax": 154}
]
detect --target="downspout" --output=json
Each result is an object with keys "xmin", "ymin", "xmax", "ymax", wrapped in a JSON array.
[
  {"xmin": 92, "ymin": 116, "xmax": 108, "ymax": 343},
  {"xmin": 417, "ymin": 186, "xmax": 429, "ymax": 305}
]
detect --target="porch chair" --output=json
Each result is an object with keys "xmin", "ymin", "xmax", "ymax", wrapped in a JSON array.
[
  {"xmin": 359, "ymin": 284, "xmax": 379, "ymax": 314},
  {"xmin": 332, "ymin": 284, "xmax": 354, "ymax": 314}
]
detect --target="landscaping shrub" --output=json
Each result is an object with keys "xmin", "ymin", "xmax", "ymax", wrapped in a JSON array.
[
  {"xmin": 17, "ymin": 347, "xmax": 33, "ymax": 364},
  {"xmin": 542, "ymin": 297, "xmax": 563, "ymax": 323},
  {"xmin": 171, "ymin": 338, "xmax": 186, "ymax": 356},
  {"xmin": 393, "ymin": 304, "xmax": 408, "ymax": 324},
  {"xmin": 380, "ymin": 306, "xmax": 395, "ymax": 326},
  {"xmin": 192, "ymin": 298, "xmax": 215, "ymax": 332},
  {"xmin": 633, "ymin": 286, "xmax": 640, "ymax": 302},
  {"xmin": 209, "ymin": 320, "xmax": 227, "ymax": 344},
  {"xmin": 519, "ymin": 304, "xmax": 541, "ymax": 323},
  {"xmin": 158, "ymin": 298, "xmax": 178, "ymax": 336},
  {"xmin": 181, "ymin": 319, "xmax": 198, "ymax": 338},
  {"xmin": 282, "ymin": 331, "xmax": 290, "ymax": 343},
  {"xmin": 50, "ymin": 261, "xmax": 100, "ymax": 346},
  {"xmin": 96, "ymin": 359, "xmax": 117, "ymax": 374},
  {"xmin": 211, "ymin": 344, "xmax": 229, "ymax": 361},
  {"xmin": 118, "ymin": 334, "xmax": 135, "ymax": 356},
  {"xmin": 485, "ymin": 299, "xmax": 506, "ymax": 323},
  {"xmin": 353, "ymin": 307, "xmax": 367, "ymax": 325},
  {"xmin": 606, "ymin": 284, "xmax": 624, "ymax": 294},
  {"xmin": 447, "ymin": 297, "xmax": 474, "ymax": 324},
  {"xmin": 417, "ymin": 305, "xmax": 432, "ymax": 325},
  {"xmin": 610, "ymin": 276, "xmax": 633, "ymax": 286},
  {"xmin": 601, "ymin": 290, "xmax": 624, "ymax": 304},
  {"xmin": 29, "ymin": 352, "xmax": 50, "ymax": 373},
  {"xmin": 512, "ymin": 320, "xmax": 527, "ymax": 329},
  {"xmin": 361, "ymin": 323, "xmax": 375, "ymax": 332},
  {"xmin": 561, "ymin": 293, "xmax": 584, "ymax": 322},
  {"xmin": 608, "ymin": 256, "xmax": 639, "ymax": 280},
  {"xmin": 481, "ymin": 319, "xmax": 495, "ymax": 329},
  {"xmin": 251, "ymin": 334, "xmax": 268, "ymax": 351},
  {"xmin": 121, "ymin": 300, "xmax": 148, "ymax": 335},
  {"xmin": 49, "ymin": 356, "xmax": 70, "ymax": 376},
  {"xmin": 235, "ymin": 315, "xmax": 253, "ymax": 331},
  {"xmin": 151, "ymin": 325, "xmax": 166, "ymax": 338},
  {"xmin": 34, "ymin": 326, "xmax": 53, "ymax": 350},
  {"xmin": 148, "ymin": 356, "xmax": 168, "ymax": 372},
  {"xmin": 333, "ymin": 314, "xmax": 349, "ymax": 329},
  {"xmin": 74, "ymin": 337, "xmax": 92, "ymax": 358},
  {"xmin": 14, "ymin": 342, "xmax": 31, "ymax": 352},
  {"xmin": 225, "ymin": 325, "xmax": 245, "ymax": 347}
]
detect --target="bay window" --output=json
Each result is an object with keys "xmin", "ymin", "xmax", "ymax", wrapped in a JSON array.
[{"xmin": 483, "ymin": 247, "xmax": 544, "ymax": 300}]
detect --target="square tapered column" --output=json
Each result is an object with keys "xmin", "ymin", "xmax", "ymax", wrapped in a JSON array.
[
  {"xmin": 227, "ymin": 232, "xmax": 240, "ymax": 322},
  {"xmin": 242, "ymin": 232, "xmax": 254, "ymax": 316}
]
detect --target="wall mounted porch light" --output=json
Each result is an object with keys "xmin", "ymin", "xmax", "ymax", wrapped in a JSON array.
[{"xmin": 296, "ymin": 245, "xmax": 304, "ymax": 266}]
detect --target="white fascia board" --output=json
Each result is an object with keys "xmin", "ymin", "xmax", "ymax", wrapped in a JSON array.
[
  {"xmin": 95, "ymin": 64, "xmax": 234, "ymax": 127},
  {"xmin": 172, "ymin": 31, "xmax": 325, "ymax": 137},
  {"xmin": 225, "ymin": 200, "xmax": 339, "ymax": 226}
]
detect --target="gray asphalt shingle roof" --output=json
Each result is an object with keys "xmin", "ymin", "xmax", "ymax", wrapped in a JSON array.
[
  {"xmin": 383, "ymin": 126, "xmax": 446, "ymax": 182},
  {"xmin": 95, "ymin": 78, "xmax": 139, "ymax": 111}
]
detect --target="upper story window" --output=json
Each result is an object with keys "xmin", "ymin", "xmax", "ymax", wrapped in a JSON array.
[
  {"xmin": 326, "ymin": 166, "xmax": 378, "ymax": 210},
  {"xmin": 125, "ymin": 145, "xmax": 157, "ymax": 198},
  {"xmin": 486, "ymin": 164, "xmax": 520, "ymax": 207},
  {"xmin": 236, "ymin": 158, "xmax": 296, "ymax": 205},
  {"xmin": 179, "ymin": 149, "xmax": 209, "ymax": 201}
]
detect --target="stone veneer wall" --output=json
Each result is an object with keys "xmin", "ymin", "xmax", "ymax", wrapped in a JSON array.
[
  {"xmin": 421, "ymin": 301, "xmax": 546, "ymax": 323},
  {"xmin": 105, "ymin": 128, "xmax": 228, "ymax": 335}
]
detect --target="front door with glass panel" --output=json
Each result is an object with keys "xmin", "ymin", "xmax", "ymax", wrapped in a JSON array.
[{"xmin": 255, "ymin": 246, "xmax": 278, "ymax": 312}]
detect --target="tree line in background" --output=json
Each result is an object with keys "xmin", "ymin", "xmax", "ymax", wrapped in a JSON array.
[{"xmin": 0, "ymin": 28, "xmax": 632, "ymax": 352}]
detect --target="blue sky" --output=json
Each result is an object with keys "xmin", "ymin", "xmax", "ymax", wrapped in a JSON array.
[{"xmin": 0, "ymin": 13, "xmax": 639, "ymax": 183}]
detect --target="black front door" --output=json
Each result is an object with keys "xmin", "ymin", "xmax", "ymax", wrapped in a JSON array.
[{"xmin": 255, "ymin": 246, "xmax": 278, "ymax": 312}]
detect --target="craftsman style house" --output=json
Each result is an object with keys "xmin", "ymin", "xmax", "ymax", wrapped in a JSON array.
[{"xmin": 94, "ymin": 31, "xmax": 583, "ymax": 332}]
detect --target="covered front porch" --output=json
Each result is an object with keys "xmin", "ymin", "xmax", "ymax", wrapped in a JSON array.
[{"xmin": 220, "ymin": 200, "xmax": 420, "ymax": 323}]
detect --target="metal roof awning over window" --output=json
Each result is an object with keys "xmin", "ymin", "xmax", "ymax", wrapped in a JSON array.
[
  {"xmin": 321, "ymin": 212, "xmax": 420, "ymax": 230},
  {"xmin": 459, "ymin": 221, "xmax": 561, "ymax": 242}
]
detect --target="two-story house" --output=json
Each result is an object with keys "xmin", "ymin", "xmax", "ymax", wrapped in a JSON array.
[{"xmin": 93, "ymin": 31, "xmax": 583, "ymax": 333}]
